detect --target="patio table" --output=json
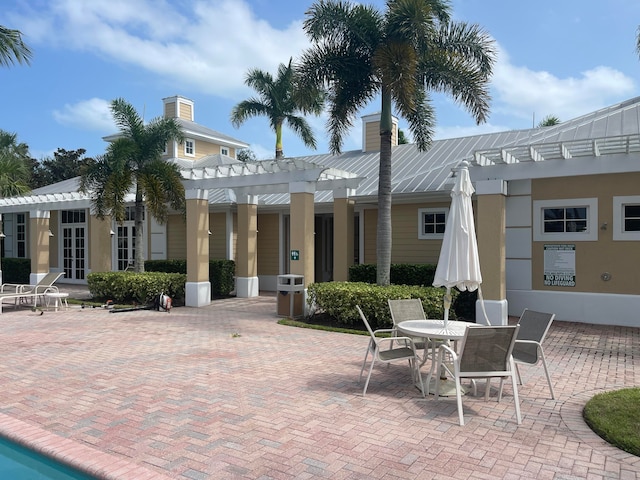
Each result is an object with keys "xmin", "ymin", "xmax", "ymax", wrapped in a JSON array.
[{"xmin": 397, "ymin": 319, "xmax": 469, "ymax": 396}]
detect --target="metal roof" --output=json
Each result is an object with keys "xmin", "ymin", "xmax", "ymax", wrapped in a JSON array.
[{"xmin": 3, "ymin": 96, "xmax": 640, "ymax": 212}]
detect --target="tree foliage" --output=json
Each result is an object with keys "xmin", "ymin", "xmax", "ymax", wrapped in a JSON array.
[
  {"xmin": 0, "ymin": 130, "xmax": 30, "ymax": 197},
  {"xmin": 30, "ymin": 148, "xmax": 95, "ymax": 189},
  {"xmin": 0, "ymin": 25, "xmax": 32, "ymax": 67},
  {"xmin": 537, "ymin": 115, "xmax": 560, "ymax": 127},
  {"xmin": 231, "ymin": 58, "xmax": 325, "ymax": 159},
  {"xmin": 80, "ymin": 98, "xmax": 186, "ymax": 272},
  {"xmin": 299, "ymin": 0, "xmax": 495, "ymax": 285}
]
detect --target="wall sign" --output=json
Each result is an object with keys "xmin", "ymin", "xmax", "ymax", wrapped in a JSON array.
[
  {"xmin": 290, "ymin": 249, "xmax": 300, "ymax": 261},
  {"xmin": 544, "ymin": 244, "xmax": 576, "ymax": 287}
]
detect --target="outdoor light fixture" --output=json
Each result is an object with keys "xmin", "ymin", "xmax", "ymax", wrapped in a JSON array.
[
  {"xmin": 0, "ymin": 231, "xmax": 5, "ymax": 238},
  {"xmin": 48, "ymin": 230, "xmax": 54, "ymax": 237},
  {"xmin": 207, "ymin": 230, "xmax": 212, "ymax": 235},
  {"xmin": 110, "ymin": 229, "xmax": 115, "ymax": 236}
]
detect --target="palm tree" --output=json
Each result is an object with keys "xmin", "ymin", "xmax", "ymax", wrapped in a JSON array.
[
  {"xmin": 299, "ymin": 0, "xmax": 496, "ymax": 285},
  {"xmin": 231, "ymin": 58, "xmax": 324, "ymax": 159},
  {"xmin": 0, "ymin": 25, "xmax": 32, "ymax": 67},
  {"xmin": 0, "ymin": 130, "xmax": 31, "ymax": 197},
  {"xmin": 636, "ymin": 26, "xmax": 640, "ymax": 59},
  {"xmin": 80, "ymin": 98, "xmax": 185, "ymax": 272},
  {"xmin": 537, "ymin": 115, "xmax": 560, "ymax": 127}
]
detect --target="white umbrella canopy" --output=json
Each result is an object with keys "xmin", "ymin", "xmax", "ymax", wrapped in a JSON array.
[{"xmin": 432, "ymin": 161, "xmax": 486, "ymax": 326}]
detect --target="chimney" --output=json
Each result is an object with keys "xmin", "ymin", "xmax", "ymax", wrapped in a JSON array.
[{"xmin": 361, "ymin": 113, "xmax": 398, "ymax": 152}]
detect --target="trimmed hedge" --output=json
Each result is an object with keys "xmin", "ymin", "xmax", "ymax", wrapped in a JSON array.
[
  {"xmin": 348, "ymin": 263, "xmax": 477, "ymax": 321},
  {"xmin": 0, "ymin": 258, "xmax": 31, "ymax": 284},
  {"xmin": 87, "ymin": 271, "xmax": 186, "ymax": 304},
  {"xmin": 145, "ymin": 259, "xmax": 236, "ymax": 297},
  {"xmin": 307, "ymin": 281, "xmax": 457, "ymax": 330}
]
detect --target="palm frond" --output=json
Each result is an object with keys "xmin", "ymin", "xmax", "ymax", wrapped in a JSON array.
[{"xmin": 0, "ymin": 25, "xmax": 32, "ymax": 67}]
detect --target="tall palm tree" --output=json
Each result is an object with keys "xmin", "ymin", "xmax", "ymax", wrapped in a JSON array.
[
  {"xmin": 231, "ymin": 58, "xmax": 324, "ymax": 159},
  {"xmin": 0, "ymin": 130, "xmax": 31, "ymax": 197},
  {"xmin": 0, "ymin": 25, "xmax": 32, "ymax": 67},
  {"xmin": 80, "ymin": 98, "xmax": 185, "ymax": 272},
  {"xmin": 299, "ymin": 0, "xmax": 495, "ymax": 285},
  {"xmin": 537, "ymin": 115, "xmax": 560, "ymax": 127}
]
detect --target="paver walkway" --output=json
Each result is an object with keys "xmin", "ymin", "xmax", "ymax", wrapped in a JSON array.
[{"xmin": 0, "ymin": 296, "xmax": 638, "ymax": 479}]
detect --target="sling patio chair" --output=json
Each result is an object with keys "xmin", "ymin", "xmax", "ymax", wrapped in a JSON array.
[
  {"xmin": 0, "ymin": 272, "xmax": 64, "ymax": 313},
  {"xmin": 387, "ymin": 298, "xmax": 442, "ymax": 366},
  {"xmin": 435, "ymin": 324, "xmax": 521, "ymax": 426},
  {"xmin": 356, "ymin": 305, "xmax": 425, "ymax": 397},
  {"xmin": 500, "ymin": 309, "xmax": 556, "ymax": 399}
]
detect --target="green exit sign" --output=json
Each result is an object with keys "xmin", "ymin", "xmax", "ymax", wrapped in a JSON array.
[{"xmin": 290, "ymin": 250, "xmax": 300, "ymax": 261}]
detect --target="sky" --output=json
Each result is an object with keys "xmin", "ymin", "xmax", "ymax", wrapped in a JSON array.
[{"xmin": 1, "ymin": 0, "xmax": 640, "ymax": 162}]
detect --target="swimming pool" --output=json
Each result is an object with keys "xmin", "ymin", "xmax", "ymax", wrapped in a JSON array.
[{"xmin": 0, "ymin": 436, "xmax": 94, "ymax": 479}]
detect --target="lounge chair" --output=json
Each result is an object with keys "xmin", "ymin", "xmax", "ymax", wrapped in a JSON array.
[{"xmin": 0, "ymin": 272, "xmax": 64, "ymax": 313}]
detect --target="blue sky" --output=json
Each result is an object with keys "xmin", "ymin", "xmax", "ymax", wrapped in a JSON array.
[{"xmin": 1, "ymin": 0, "xmax": 640, "ymax": 162}]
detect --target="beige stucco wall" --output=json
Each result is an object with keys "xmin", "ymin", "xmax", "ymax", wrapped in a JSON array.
[
  {"xmin": 531, "ymin": 172, "xmax": 640, "ymax": 295},
  {"xmin": 167, "ymin": 213, "xmax": 186, "ymax": 259},
  {"xmin": 257, "ymin": 213, "xmax": 280, "ymax": 276},
  {"xmin": 362, "ymin": 203, "xmax": 446, "ymax": 265},
  {"xmin": 88, "ymin": 214, "xmax": 113, "ymax": 273}
]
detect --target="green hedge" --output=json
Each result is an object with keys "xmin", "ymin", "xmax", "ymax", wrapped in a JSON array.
[
  {"xmin": 0, "ymin": 258, "xmax": 31, "ymax": 284},
  {"xmin": 87, "ymin": 271, "xmax": 186, "ymax": 304},
  {"xmin": 307, "ymin": 282, "xmax": 457, "ymax": 330},
  {"xmin": 348, "ymin": 263, "xmax": 477, "ymax": 321},
  {"xmin": 145, "ymin": 259, "xmax": 236, "ymax": 297}
]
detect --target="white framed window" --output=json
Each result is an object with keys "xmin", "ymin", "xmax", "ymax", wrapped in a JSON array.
[
  {"xmin": 184, "ymin": 138, "xmax": 195, "ymax": 157},
  {"xmin": 220, "ymin": 146, "xmax": 229, "ymax": 156},
  {"xmin": 533, "ymin": 198, "xmax": 598, "ymax": 241},
  {"xmin": 418, "ymin": 207, "xmax": 448, "ymax": 239},
  {"xmin": 613, "ymin": 195, "xmax": 640, "ymax": 240}
]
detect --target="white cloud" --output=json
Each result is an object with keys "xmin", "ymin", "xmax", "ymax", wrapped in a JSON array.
[
  {"xmin": 15, "ymin": 0, "xmax": 310, "ymax": 99},
  {"xmin": 52, "ymin": 98, "xmax": 114, "ymax": 132},
  {"xmin": 491, "ymin": 45, "xmax": 636, "ymax": 123}
]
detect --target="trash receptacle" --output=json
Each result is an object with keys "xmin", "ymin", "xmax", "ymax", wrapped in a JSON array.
[{"xmin": 276, "ymin": 274, "xmax": 304, "ymax": 318}]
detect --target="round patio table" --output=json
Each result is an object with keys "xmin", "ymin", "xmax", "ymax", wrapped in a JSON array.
[{"xmin": 397, "ymin": 319, "xmax": 469, "ymax": 396}]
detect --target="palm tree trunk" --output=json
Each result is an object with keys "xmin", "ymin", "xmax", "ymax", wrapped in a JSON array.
[
  {"xmin": 134, "ymin": 186, "xmax": 145, "ymax": 273},
  {"xmin": 275, "ymin": 120, "xmax": 284, "ymax": 159},
  {"xmin": 376, "ymin": 87, "xmax": 393, "ymax": 286}
]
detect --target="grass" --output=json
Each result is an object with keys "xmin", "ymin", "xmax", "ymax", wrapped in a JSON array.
[{"xmin": 583, "ymin": 387, "xmax": 640, "ymax": 457}]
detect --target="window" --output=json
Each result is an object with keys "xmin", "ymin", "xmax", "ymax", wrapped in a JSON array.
[
  {"xmin": 220, "ymin": 146, "xmax": 229, "ymax": 156},
  {"xmin": 613, "ymin": 196, "xmax": 640, "ymax": 240},
  {"xmin": 184, "ymin": 138, "xmax": 195, "ymax": 156},
  {"xmin": 61, "ymin": 210, "xmax": 86, "ymax": 224},
  {"xmin": 418, "ymin": 208, "xmax": 448, "ymax": 239},
  {"xmin": 16, "ymin": 213, "xmax": 26, "ymax": 258},
  {"xmin": 533, "ymin": 198, "xmax": 598, "ymax": 241}
]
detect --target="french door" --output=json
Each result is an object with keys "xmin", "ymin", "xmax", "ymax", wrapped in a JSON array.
[
  {"xmin": 116, "ymin": 225, "xmax": 136, "ymax": 271},
  {"xmin": 62, "ymin": 226, "xmax": 86, "ymax": 281}
]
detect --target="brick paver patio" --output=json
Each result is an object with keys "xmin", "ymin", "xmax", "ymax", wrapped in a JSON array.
[{"xmin": 0, "ymin": 296, "xmax": 638, "ymax": 479}]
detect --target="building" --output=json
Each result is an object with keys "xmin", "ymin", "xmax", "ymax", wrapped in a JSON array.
[{"xmin": 1, "ymin": 95, "xmax": 639, "ymax": 327}]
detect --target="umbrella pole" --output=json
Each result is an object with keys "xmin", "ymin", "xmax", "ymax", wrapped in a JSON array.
[{"xmin": 443, "ymin": 287, "xmax": 451, "ymax": 329}]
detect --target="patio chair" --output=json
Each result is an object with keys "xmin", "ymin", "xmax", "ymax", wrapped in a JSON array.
[
  {"xmin": 503, "ymin": 309, "xmax": 556, "ymax": 399},
  {"xmin": 356, "ymin": 305, "xmax": 425, "ymax": 397},
  {"xmin": 435, "ymin": 325, "xmax": 521, "ymax": 426},
  {"xmin": 388, "ymin": 298, "xmax": 440, "ymax": 363},
  {"xmin": 0, "ymin": 272, "xmax": 64, "ymax": 308}
]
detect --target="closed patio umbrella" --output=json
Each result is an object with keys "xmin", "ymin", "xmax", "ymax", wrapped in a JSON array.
[{"xmin": 432, "ymin": 161, "xmax": 487, "ymax": 327}]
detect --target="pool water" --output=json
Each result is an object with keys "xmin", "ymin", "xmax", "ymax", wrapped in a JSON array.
[{"xmin": 0, "ymin": 437, "xmax": 94, "ymax": 479}]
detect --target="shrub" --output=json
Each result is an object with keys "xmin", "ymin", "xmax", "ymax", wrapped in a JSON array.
[
  {"xmin": 347, "ymin": 263, "xmax": 475, "ymax": 321},
  {"xmin": 145, "ymin": 259, "xmax": 235, "ymax": 297},
  {"xmin": 307, "ymin": 281, "xmax": 456, "ymax": 330},
  {"xmin": 87, "ymin": 271, "xmax": 186, "ymax": 304},
  {"xmin": 1, "ymin": 258, "xmax": 31, "ymax": 284}
]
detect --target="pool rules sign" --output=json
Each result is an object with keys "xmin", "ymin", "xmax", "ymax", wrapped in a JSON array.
[{"xmin": 544, "ymin": 244, "xmax": 576, "ymax": 287}]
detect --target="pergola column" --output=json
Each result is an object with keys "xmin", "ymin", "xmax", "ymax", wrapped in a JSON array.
[
  {"xmin": 29, "ymin": 210, "xmax": 51, "ymax": 285},
  {"xmin": 333, "ymin": 187, "xmax": 354, "ymax": 282},
  {"xmin": 475, "ymin": 179, "xmax": 508, "ymax": 325},
  {"xmin": 185, "ymin": 189, "xmax": 211, "ymax": 307},
  {"xmin": 290, "ymin": 182, "xmax": 315, "ymax": 297},
  {"xmin": 89, "ymin": 213, "xmax": 113, "ymax": 273},
  {"xmin": 0, "ymin": 214, "xmax": 4, "ymax": 284},
  {"xmin": 236, "ymin": 194, "xmax": 259, "ymax": 297}
]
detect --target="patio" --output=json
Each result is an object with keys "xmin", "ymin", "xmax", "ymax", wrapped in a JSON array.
[{"xmin": 0, "ymin": 296, "xmax": 637, "ymax": 479}]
